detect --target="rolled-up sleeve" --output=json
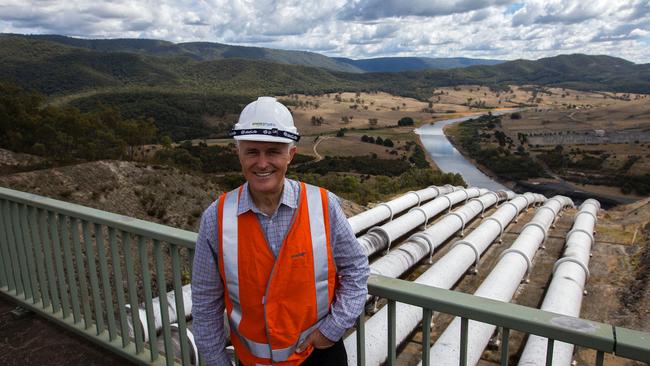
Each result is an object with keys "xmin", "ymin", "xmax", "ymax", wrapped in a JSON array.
[
  {"xmin": 319, "ymin": 192, "xmax": 370, "ymax": 341},
  {"xmin": 191, "ymin": 201, "xmax": 231, "ymax": 366}
]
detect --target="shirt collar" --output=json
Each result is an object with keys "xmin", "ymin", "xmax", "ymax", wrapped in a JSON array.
[{"xmin": 238, "ymin": 178, "xmax": 299, "ymax": 216}]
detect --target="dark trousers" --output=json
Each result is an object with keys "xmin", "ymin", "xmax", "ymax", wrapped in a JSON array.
[
  {"xmin": 237, "ymin": 338, "xmax": 347, "ymax": 366},
  {"xmin": 300, "ymin": 338, "xmax": 347, "ymax": 366}
]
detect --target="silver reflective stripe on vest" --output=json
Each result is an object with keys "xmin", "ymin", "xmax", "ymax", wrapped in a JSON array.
[
  {"xmin": 231, "ymin": 317, "xmax": 326, "ymax": 361},
  {"xmin": 222, "ymin": 189, "xmax": 243, "ymax": 329},
  {"xmin": 305, "ymin": 184, "xmax": 330, "ymax": 320}
]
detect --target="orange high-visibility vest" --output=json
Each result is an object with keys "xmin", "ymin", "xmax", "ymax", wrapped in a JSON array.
[{"xmin": 217, "ymin": 182, "xmax": 337, "ymax": 366}]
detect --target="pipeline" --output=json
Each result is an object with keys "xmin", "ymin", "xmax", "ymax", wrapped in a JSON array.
[
  {"xmin": 365, "ymin": 190, "xmax": 516, "ymax": 284},
  {"xmin": 518, "ymin": 199, "xmax": 600, "ymax": 366},
  {"xmin": 359, "ymin": 187, "xmax": 488, "ymax": 257},
  {"xmin": 348, "ymin": 185, "xmax": 457, "ymax": 235},
  {"xmin": 345, "ymin": 191, "xmax": 538, "ymax": 366},
  {"xmin": 424, "ymin": 196, "xmax": 573, "ymax": 366}
]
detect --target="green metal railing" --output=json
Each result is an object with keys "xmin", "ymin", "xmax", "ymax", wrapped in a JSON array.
[
  {"xmin": 0, "ymin": 187, "xmax": 197, "ymax": 366},
  {"xmin": 1, "ymin": 186, "xmax": 649, "ymax": 366}
]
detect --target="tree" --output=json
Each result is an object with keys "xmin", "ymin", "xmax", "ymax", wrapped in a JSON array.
[
  {"xmin": 383, "ymin": 138, "xmax": 394, "ymax": 147},
  {"xmin": 398, "ymin": 117, "xmax": 414, "ymax": 126}
]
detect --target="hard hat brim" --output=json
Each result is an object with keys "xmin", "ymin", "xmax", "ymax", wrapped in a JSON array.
[{"xmin": 234, "ymin": 135, "xmax": 295, "ymax": 144}]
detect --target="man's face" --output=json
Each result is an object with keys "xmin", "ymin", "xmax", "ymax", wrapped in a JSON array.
[{"xmin": 237, "ymin": 140, "xmax": 296, "ymax": 197}]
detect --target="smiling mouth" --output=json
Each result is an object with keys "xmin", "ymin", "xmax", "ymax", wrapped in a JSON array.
[{"xmin": 255, "ymin": 172, "xmax": 273, "ymax": 177}]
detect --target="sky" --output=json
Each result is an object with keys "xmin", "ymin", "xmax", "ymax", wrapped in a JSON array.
[{"xmin": 1, "ymin": 0, "xmax": 649, "ymax": 63}]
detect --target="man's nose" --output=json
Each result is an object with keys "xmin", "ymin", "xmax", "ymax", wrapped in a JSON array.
[{"xmin": 257, "ymin": 153, "xmax": 270, "ymax": 168}]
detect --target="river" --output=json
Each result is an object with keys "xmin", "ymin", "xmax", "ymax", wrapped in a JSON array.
[{"xmin": 415, "ymin": 113, "xmax": 508, "ymax": 192}]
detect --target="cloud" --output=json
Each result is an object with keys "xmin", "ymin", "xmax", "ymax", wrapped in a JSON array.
[
  {"xmin": 339, "ymin": 0, "xmax": 515, "ymax": 20},
  {"xmin": 0, "ymin": 0, "xmax": 648, "ymax": 63}
]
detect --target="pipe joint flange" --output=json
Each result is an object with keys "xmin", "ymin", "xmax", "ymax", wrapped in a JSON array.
[
  {"xmin": 566, "ymin": 228, "xmax": 595, "ymax": 246},
  {"xmin": 445, "ymin": 212, "xmax": 466, "ymax": 236},
  {"xmin": 377, "ymin": 203, "xmax": 395, "ymax": 221},
  {"xmin": 452, "ymin": 240, "xmax": 480, "ymax": 272},
  {"xmin": 442, "ymin": 195, "xmax": 453, "ymax": 212},
  {"xmin": 483, "ymin": 217, "xmax": 504, "ymax": 243},
  {"xmin": 499, "ymin": 248, "xmax": 532, "ymax": 281},
  {"xmin": 553, "ymin": 257, "xmax": 590, "ymax": 279},
  {"xmin": 407, "ymin": 190, "xmax": 423, "ymax": 207},
  {"xmin": 522, "ymin": 221, "xmax": 548, "ymax": 243},
  {"xmin": 409, "ymin": 207, "xmax": 431, "ymax": 229},
  {"xmin": 468, "ymin": 198, "xmax": 486, "ymax": 217},
  {"xmin": 411, "ymin": 233, "xmax": 436, "ymax": 263},
  {"xmin": 577, "ymin": 210, "xmax": 598, "ymax": 222},
  {"xmin": 443, "ymin": 184, "xmax": 455, "ymax": 192}
]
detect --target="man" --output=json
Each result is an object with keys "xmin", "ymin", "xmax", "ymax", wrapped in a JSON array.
[{"xmin": 192, "ymin": 96, "xmax": 369, "ymax": 366}]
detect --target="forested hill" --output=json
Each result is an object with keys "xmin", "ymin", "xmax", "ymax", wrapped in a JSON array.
[
  {"xmin": 7, "ymin": 33, "xmax": 364, "ymax": 73},
  {"xmin": 333, "ymin": 56, "xmax": 505, "ymax": 72},
  {"xmin": 2, "ymin": 33, "xmax": 650, "ymax": 140}
]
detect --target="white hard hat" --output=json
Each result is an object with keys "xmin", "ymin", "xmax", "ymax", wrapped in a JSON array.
[{"xmin": 229, "ymin": 97, "xmax": 299, "ymax": 143}]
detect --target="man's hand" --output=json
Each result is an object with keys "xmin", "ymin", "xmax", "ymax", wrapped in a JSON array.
[{"xmin": 295, "ymin": 329, "xmax": 335, "ymax": 353}]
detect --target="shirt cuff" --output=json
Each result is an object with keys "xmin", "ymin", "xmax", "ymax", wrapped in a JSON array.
[{"xmin": 318, "ymin": 315, "xmax": 347, "ymax": 342}]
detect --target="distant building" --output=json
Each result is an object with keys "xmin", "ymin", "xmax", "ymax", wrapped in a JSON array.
[{"xmin": 594, "ymin": 129, "xmax": 606, "ymax": 137}]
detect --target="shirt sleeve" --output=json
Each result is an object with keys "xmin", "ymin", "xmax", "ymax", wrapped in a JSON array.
[
  {"xmin": 318, "ymin": 192, "xmax": 370, "ymax": 341},
  {"xmin": 191, "ymin": 201, "xmax": 232, "ymax": 366}
]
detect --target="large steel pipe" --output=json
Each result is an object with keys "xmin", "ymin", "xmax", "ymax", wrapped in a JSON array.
[
  {"xmin": 425, "ymin": 196, "xmax": 573, "ymax": 366},
  {"xmin": 358, "ymin": 187, "xmax": 488, "ymax": 257},
  {"xmin": 518, "ymin": 199, "xmax": 600, "ymax": 366},
  {"xmin": 345, "ymin": 191, "xmax": 537, "ymax": 366},
  {"xmin": 348, "ymin": 185, "xmax": 456, "ymax": 234}
]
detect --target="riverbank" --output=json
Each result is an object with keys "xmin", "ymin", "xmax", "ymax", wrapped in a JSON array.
[{"xmin": 442, "ymin": 121, "xmax": 641, "ymax": 208}]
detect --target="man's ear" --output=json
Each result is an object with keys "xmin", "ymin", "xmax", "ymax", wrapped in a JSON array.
[{"xmin": 288, "ymin": 144, "xmax": 297, "ymax": 162}]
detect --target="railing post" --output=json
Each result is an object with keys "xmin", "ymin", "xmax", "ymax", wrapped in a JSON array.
[
  {"xmin": 172, "ymin": 244, "xmax": 190, "ymax": 365},
  {"xmin": 460, "ymin": 317, "xmax": 468, "ymax": 366},
  {"xmin": 18, "ymin": 204, "xmax": 40, "ymax": 304},
  {"xmin": 59, "ymin": 214, "xmax": 81, "ymax": 323},
  {"xmin": 71, "ymin": 217, "xmax": 93, "ymax": 329},
  {"xmin": 122, "ymin": 231, "xmax": 144, "ymax": 353},
  {"xmin": 388, "ymin": 299, "xmax": 397, "ymax": 366},
  {"xmin": 39, "ymin": 209, "xmax": 61, "ymax": 312},
  {"xmin": 421, "ymin": 308, "xmax": 432, "ymax": 366},
  {"xmin": 96, "ymin": 224, "xmax": 117, "ymax": 341},
  {"xmin": 545, "ymin": 338, "xmax": 555, "ymax": 366},
  {"xmin": 109, "ymin": 227, "xmax": 130, "ymax": 348},
  {"xmin": 500, "ymin": 327, "xmax": 510, "ymax": 366},
  {"xmin": 138, "ymin": 235, "xmax": 159, "ymax": 361},
  {"xmin": 82, "ymin": 220, "xmax": 104, "ymax": 335},
  {"xmin": 356, "ymin": 314, "xmax": 365, "ymax": 366},
  {"xmin": 154, "ymin": 240, "xmax": 174, "ymax": 366},
  {"xmin": 11, "ymin": 202, "xmax": 32, "ymax": 300},
  {"xmin": 50, "ymin": 211, "xmax": 71, "ymax": 318}
]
